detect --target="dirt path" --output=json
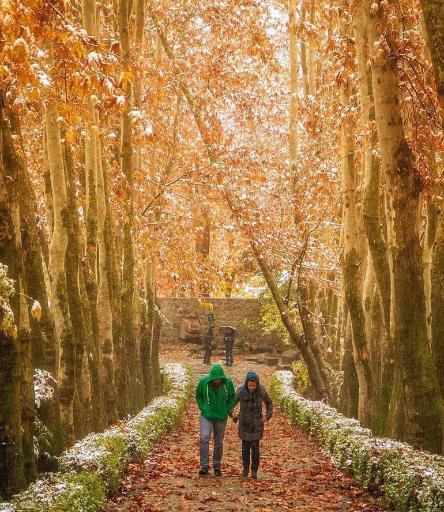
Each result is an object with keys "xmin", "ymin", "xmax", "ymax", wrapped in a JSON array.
[{"xmin": 104, "ymin": 346, "xmax": 385, "ymax": 512}]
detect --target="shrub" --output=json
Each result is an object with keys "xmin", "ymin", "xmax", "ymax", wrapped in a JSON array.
[
  {"xmin": 0, "ymin": 504, "xmax": 16, "ymax": 512},
  {"xmin": 270, "ymin": 370, "xmax": 444, "ymax": 512},
  {"xmin": 11, "ymin": 472, "xmax": 105, "ymax": 512},
  {"xmin": 5, "ymin": 363, "xmax": 191, "ymax": 512},
  {"xmin": 59, "ymin": 428, "xmax": 131, "ymax": 493}
]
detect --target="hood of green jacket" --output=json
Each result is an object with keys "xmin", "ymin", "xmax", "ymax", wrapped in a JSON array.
[
  {"xmin": 208, "ymin": 363, "xmax": 227, "ymax": 382},
  {"xmin": 195, "ymin": 364, "xmax": 236, "ymax": 421}
]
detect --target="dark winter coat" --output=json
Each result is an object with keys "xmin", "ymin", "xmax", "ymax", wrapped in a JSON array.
[
  {"xmin": 234, "ymin": 371, "xmax": 273, "ymax": 441},
  {"xmin": 203, "ymin": 327, "xmax": 214, "ymax": 348}
]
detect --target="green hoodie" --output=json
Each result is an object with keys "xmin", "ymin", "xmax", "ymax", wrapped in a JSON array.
[{"xmin": 195, "ymin": 364, "xmax": 236, "ymax": 421}]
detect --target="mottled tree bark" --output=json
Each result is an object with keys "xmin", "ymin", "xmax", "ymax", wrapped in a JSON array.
[
  {"xmin": 45, "ymin": 101, "xmax": 76, "ymax": 447},
  {"xmin": 63, "ymin": 140, "xmax": 93, "ymax": 439},
  {"xmin": 147, "ymin": 262, "xmax": 162, "ymax": 398},
  {"xmin": 141, "ymin": 260, "xmax": 154, "ymax": 403},
  {"xmin": 366, "ymin": 0, "xmax": 443, "ymax": 452},
  {"xmin": 0, "ymin": 102, "xmax": 25, "ymax": 499},
  {"xmin": 339, "ymin": 12, "xmax": 372, "ymax": 427},
  {"xmin": 431, "ymin": 212, "xmax": 444, "ymax": 398},
  {"xmin": 289, "ymin": 0, "xmax": 299, "ymax": 216},
  {"xmin": 6, "ymin": 112, "xmax": 64, "ymax": 458},
  {"xmin": 339, "ymin": 313, "xmax": 359, "ymax": 419},
  {"xmin": 353, "ymin": 3, "xmax": 393, "ymax": 434},
  {"xmin": 0, "ymin": 105, "xmax": 36, "ymax": 484},
  {"xmin": 82, "ymin": 0, "xmax": 106, "ymax": 429},
  {"xmin": 119, "ymin": 0, "xmax": 142, "ymax": 415}
]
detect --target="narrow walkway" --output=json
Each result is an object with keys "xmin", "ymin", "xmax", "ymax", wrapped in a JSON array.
[{"xmin": 104, "ymin": 346, "xmax": 385, "ymax": 512}]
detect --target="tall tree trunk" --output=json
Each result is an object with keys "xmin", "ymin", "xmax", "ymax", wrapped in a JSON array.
[
  {"xmin": 430, "ymin": 207, "xmax": 444, "ymax": 452},
  {"xmin": 298, "ymin": 281, "xmax": 332, "ymax": 401},
  {"xmin": 421, "ymin": 3, "xmax": 444, "ymax": 435},
  {"xmin": 141, "ymin": 260, "xmax": 154, "ymax": 403},
  {"xmin": 366, "ymin": 0, "xmax": 443, "ymax": 452},
  {"xmin": 353, "ymin": 3, "xmax": 393, "ymax": 433},
  {"xmin": 134, "ymin": 0, "xmax": 151, "ymax": 405},
  {"xmin": 78, "ymin": 260, "xmax": 102, "ymax": 432},
  {"xmin": 339, "ymin": 9, "xmax": 372, "ymax": 427},
  {"xmin": 339, "ymin": 312, "xmax": 359, "ymax": 418},
  {"xmin": 82, "ymin": 0, "xmax": 106, "ymax": 429},
  {"xmin": 96, "ymin": 136, "xmax": 117, "ymax": 424},
  {"xmin": 45, "ymin": 101, "xmax": 76, "ymax": 447},
  {"xmin": 119, "ymin": 0, "xmax": 140, "ymax": 416},
  {"xmin": 353, "ymin": 6, "xmax": 391, "ymax": 333},
  {"xmin": 63, "ymin": 140, "xmax": 93, "ymax": 439},
  {"xmin": 6, "ymin": 111, "xmax": 64, "ymax": 458},
  {"xmin": 104, "ymin": 183, "xmax": 128, "ymax": 419},
  {"xmin": 43, "ymin": 140, "xmax": 54, "ymax": 242},
  {"xmin": 431, "ymin": 212, "xmax": 444, "ymax": 398},
  {"xmin": 147, "ymin": 262, "xmax": 162, "ymax": 398},
  {"xmin": 424, "ymin": 199, "xmax": 438, "ymax": 342},
  {"xmin": 0, "ymin": 102, "xmax": 26, "ymax": 499},
  {"xmin": 289, "ymin": 0, "xmax": 299, "ymax": 219},
  {"xmin": 0, "ymin": 104, "xmax": 36, "ymax": 484}
]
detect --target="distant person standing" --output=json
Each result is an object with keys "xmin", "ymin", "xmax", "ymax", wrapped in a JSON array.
[
  {"xmin": 203, "ymin": 326, "xmax": 214, "ymax": 365},
  {"xmin": 224, "ymin": 332, "xmax": 235, "ymax": 367},
  {"xmin": 219, "ymin": 325, "xmax": 237, "ymax": 367}
]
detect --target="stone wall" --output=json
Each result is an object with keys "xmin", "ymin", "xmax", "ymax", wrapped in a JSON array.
[{"xmin": 158, "ymin": 297, "xmax": 272, "ymax": 349}]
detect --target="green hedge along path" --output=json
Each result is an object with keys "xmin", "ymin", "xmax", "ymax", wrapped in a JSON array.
[
  {"xmin": 0, "ymin": 364, "xmax": 191, "ymax": 512},
  {"xmin": 104, "ymin": 354, "xmax": 384, "ymax": 512},
  {"xmin": 271, "ymin": 371, "xmax": 444, "ymax": 512}
]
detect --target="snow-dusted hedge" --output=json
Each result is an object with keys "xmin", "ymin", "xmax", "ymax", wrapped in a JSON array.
[
  {"xmin": 4, "ymin": 363, "xmax": 191, "ymax": 512},
  {"xmin": 7, "ymin": 472, "xmax": 106, "ymax": 512},
  {"xmin": 270, "ymin": 370, "xmax": 444, "ymax": 512}
]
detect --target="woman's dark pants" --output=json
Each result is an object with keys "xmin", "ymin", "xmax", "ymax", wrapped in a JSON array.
[{"xmin": 242, "ymin": 440, "xmax": 260, "ymax": 472}]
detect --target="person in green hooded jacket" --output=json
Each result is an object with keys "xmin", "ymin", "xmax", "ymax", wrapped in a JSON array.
[{"xmin": 195, "ymin": 363, "xmax": 236, "ymax": 476}]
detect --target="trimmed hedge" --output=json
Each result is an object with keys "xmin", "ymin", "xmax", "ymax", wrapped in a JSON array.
[
  {"xmin": 4, "ymin": 363, "xmax": 191, "ymax": 512},
  {"xmin": 270, "ymin": 370, "xmax": 444, "ymax": 512}
]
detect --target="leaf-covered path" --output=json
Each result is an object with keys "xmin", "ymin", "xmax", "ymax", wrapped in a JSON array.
[{"xmin": 104, "ymin": 346, "xmax": 385, "ymax": 512}]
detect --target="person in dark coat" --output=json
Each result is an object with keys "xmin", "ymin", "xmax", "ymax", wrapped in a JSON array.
[
  {"xmin": 231, "ymin": 371, "xmax": 273, "ymax": 479},
  {"xmin": 224, "ymin": 333, "xmax": 235, "ymax": 366},
  {"xmin": 202, "ymin": 326, "xmax": 214, "ymax": 365}
]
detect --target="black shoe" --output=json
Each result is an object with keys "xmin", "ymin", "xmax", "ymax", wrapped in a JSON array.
[
  {"xmin": 199, "ymin": 468, "xmax": 209, "ymax": 476},
  {"xmin": 242, "ymin": 468, "xmax": 249, "ymax": 478},
  {"xmin": 251, "ymin": 471, "xmax": 257, "ymax": 479},
  {"xmin": 214, "ymin": 468, "xmax": 222, "ymax": 477}
]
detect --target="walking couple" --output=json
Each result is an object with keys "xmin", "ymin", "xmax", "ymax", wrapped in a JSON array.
[{"xmin": 195, "ymin": 363, "xmax": 273, "ymax": 479}]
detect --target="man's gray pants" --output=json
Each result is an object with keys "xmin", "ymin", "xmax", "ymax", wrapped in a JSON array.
[{"xmin": 199, "ymin": 416, "xmax": 227, "ymax": 470}]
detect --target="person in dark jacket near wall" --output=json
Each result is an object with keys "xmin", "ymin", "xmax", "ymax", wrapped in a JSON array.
[
  {"xmin": 231, "ymin": 371, "xmax": 273, "ymax": 479},
  {"xmin": 202, "ymin": 326, "xmax": 214, "ymax": 365},
  {"xmin": 224, "ymin": 333, "xmax": 235, "ymax": 366},
  {"xmin": 195, "ymin": 364, "xmax": 236, "ymax": 477}
]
